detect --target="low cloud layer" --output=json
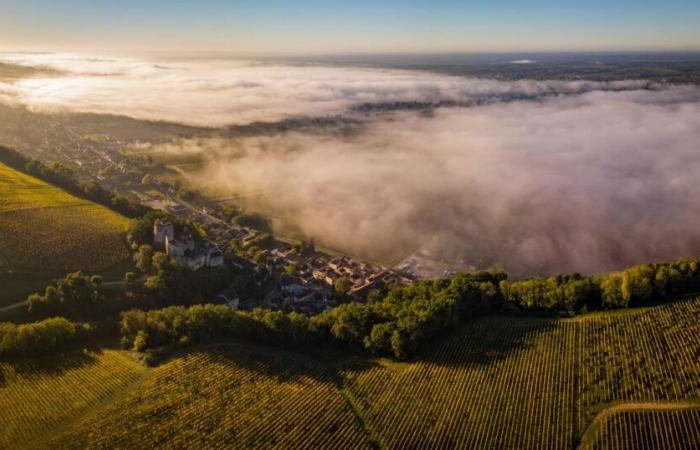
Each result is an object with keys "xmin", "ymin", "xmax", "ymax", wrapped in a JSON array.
[
  {"xmin": 0, "ymin": 53, "xmax": 653, "ymax": 127},
  {"xmin": 2, "ymin": 54, "xmax": 700, "ymax": 276},
  {"xmin": 163, "ymin": 88, "xmax": 700, "ymax": 276}
]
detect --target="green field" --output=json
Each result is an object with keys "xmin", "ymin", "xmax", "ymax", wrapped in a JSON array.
[
  {"xmin": 0, "ymin": 162, "xmax": 132, "ymax": 306},
  {"xmin": 3, "ymin": 299, "xmax": 700, "ymax": 449}
]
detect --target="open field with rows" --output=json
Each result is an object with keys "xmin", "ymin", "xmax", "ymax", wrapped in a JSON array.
[
  {"xmin": 581, "ymin": 405, "xmax": 700, "ymax": 450},
  {"xmin": 3, "ymin": 299, "xmax": 700, "ymax": 449},
  {"xmin": 337, "ymin": 298, "xmax": 700, "ymax": 449},
  {"xmin": 0, "ymin": 162, "xmax": 131, "ymax": 305},
  {"xmin": 49, "ymin": 344, "xmax": 376, "ymax": 449},
  {"xmin": 0, "ymin": 350, "xmax": 147, "ymax": 449}
]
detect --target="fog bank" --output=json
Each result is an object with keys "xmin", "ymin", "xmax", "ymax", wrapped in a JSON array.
[
  {"xmin": 0, "ymin": 53, "xmax": 655, "ymax": 127},
  {"xmin": 162, "ymin": 88, "xmax": 700, "ymax": 276},
  {"xmin": 2, "ymin": 53, "xmax": 700, "ymax": 276}
]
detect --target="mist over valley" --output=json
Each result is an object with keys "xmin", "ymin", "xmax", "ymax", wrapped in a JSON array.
[{"xmin": 2, "ymin": 53, "xmax": 700, "ymax": 276}]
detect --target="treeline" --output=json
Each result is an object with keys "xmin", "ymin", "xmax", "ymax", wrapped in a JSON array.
[
  {"xmin": 120, "ymin": 272, "xmax": 503, "ymax": 359},
  {"xmin": 500, "ymin": 259, "xmax": 700, "ymax": 313},
  {"xmin": 0, "ymin": 145, "xmax": 150, "ymax": 218},
  {"xmin": 120, "ymin": 259, "xmax": 700, "ymax": 360},
  {"xmin": 27, "ymin": 272, "xmax": 104, "ymax": 319},
  {"xmin": 0, "ymin": 318, "xmax": 89, "ymax": 357}
]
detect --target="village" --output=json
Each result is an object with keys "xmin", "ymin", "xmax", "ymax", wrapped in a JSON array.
[
  {"xmin": 149, "ymin": 200, "xmax": 417, "ymax": 315},
  {"xmin": 3, "ymin": 121, "xmax": 421, "ymax": 315}
]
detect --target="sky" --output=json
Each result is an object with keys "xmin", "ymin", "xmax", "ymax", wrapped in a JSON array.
[{"xmin": 1, "ymin": 0, "xmax": 699, "ymax": 54}]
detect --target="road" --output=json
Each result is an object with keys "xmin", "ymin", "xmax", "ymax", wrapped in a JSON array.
[
  {"xmin": 171, "ymin": 196, "xmax": 227, "ymax": 225},
  {"xmin": 0, "ymin": 300, "xmax": 25, "ymax": 314}
]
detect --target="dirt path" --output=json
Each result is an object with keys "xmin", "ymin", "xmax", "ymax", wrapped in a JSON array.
[
  {"xmin": 578, "ymin": 401, "xmax": 700, "ymax": 449},
  {"xmin": 0, "ymin": 300, "xmax": 25, "ymax": 314}
]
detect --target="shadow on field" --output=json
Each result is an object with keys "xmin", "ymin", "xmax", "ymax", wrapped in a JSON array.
[
  {"xmin": 163, "ymin": 341, "xmax": 342, "ymax": 386},
  {"xmin": 0, "ymin": 345, "xmax": 108, "ymax": 387},
  {"xmin": 410, "ymin": 314, "xmax": 560, "ymax": 369},
  {"xmin": 140, "ymin": 315, "xmax": 562, "ymax": 386}
]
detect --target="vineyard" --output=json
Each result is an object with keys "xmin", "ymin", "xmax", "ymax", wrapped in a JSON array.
[
  {"xmin": 0, "ymin": 162, "xmax": 131, "ymax": 305},
  {"xmin": 0, "ymin": 350, "xmax": 146, "ymax": 449},
  {"xmin": 337, "ymin": 298, "xmax": 700, "ymax": 449},
  {"xmin": 49, "ymin": 344, "xmax": 376, "ymax": 449},
  {"xmin": 2, "ymin": 299, "xmax": 699, "ymax": 448},
  {"xmin": 580, "ymin": 405, "xmax": 700, "ymax": 449},
  {"xmin": 340, "ymin": 317, "xmax": 579, "ymax": 449}
]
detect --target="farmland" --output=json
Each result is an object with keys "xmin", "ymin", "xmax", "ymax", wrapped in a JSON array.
[
  {"xmin": 337, "ymin": 298, "xmax": 700, "ymax": 448},
  {"xmin": 49, "ymin": 345, "xmax": 376, "ymax": 449},
  {"xmin": 3, "ymin": 298, "xmax": 700, "ymax": 448},
  {"xmin": 0, "ymin": 162, "xmax": 131, "ymax": 305},
  {"xmin": 0, "ymin": 350, "xmax": 146, "ymax": 449},
  {"xmin": 581, "ymin": 405, "xmax": 700, "ymax": 449}
]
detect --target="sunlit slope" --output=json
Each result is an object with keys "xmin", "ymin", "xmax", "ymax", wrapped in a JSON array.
[
  {"xmin": 24, "ymin": 299, "xmax": 700, "ymax": 449},
  {"xmin": 0, "ymin": 350, "xmax": 146, "ymax": 449},
  {"xmin": 0, "ymin": 161, "xmax": 130, "ymax": 272},
  {"xmin": 49, "ymin": 344, "xmax": 376, "ymax": 449},
  {"xmin": 339, "ymin": 298, "xmax": 700, "ymax": 449}
]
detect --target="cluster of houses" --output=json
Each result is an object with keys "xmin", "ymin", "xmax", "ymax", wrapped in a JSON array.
[
  {"xmin": 262, "ymin": 248, "xmax": 415, "ymax": 314},
  {"xmin": 151, "ymin": 211, "xmax": 416, "ymax": 315},
  {"xmin": 153, "ymin": 218, "xmax": 225, "ymax": 270}
]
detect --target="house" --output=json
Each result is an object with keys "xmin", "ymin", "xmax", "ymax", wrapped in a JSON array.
[
  {"xmin": 209, "ymin": 249, "xmax": 224, "ymax": 268},
  {"xmin": 153, "ymin": 218, "xmax": 174, "ymax": 246},
  {"xmin": 229, "ymin": 255, "xmax": 256, "ymax": 271},
  {"xmin": 162, "ymin": 228, "xmax": 224, "ymax": 271},
  {"xmin": 165, "ymin": 229, "xmax": 194, "ymax": 259},
  {"xmin": 217, "ymin": 285, "xmax": 240, "ymax": 309},
  {"xmin": 280, "ymin": 275, "xmax": 306, "ymax": 297}
]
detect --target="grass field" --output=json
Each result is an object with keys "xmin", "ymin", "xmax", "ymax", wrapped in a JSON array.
[
  {"xmin": 0, "ymin": 162, "xmax": 132, "ymax": 306},
  {"xmin": 3, "ymin": 299, "xmax": 700, "ymax": 449}
]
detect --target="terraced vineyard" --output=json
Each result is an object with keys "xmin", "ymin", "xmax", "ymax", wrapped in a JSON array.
[
  {"xmin": 3, "ymin": 299, "xmax": 699, "ymax": 449},
  {"xmin": 0, "ymin": 350, "xmax": 146, "ymax": 449},
  {"xmin": 0, "ymin": 162, "xmax": 131, "ymax": 305},
  {"xmin": 49, "ymin": 345, "xmax": 375, "ymax": 449}
]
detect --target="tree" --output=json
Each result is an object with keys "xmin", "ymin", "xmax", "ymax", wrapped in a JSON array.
[
  {"xmin": 601, "ymin": 275, "xmax": 626, "ymax": 308},
  {"xmin": 0, "ymin": 317, "xmax": 79, "ymax": 356},
  {"xmin": 364, "ymin": 322, "xmax": 396, "ymax": 354},
  {"xmin": 90, "ymin": 275, "xmax": 103, "ymax": 288},
  {"xmin": 134, "ymin": 244, "xmax": 154, "ymax": 273},
  {"xmin": 26, "ymin": 272, "xmax": 102, "ymax": 317},
  {"xmin": 253, "ymin": 250, "xmax": 268, "ymax": 265},
  {"xmin": 367, "ymin": 288, "xmax": 385, "ymax": 304},
  {"xmin": 151, "ymin": 252, "xmax": 170, "ymax": 272},
  {"xmin": 334, "ymin": 278, "xmax": 353, "ymax": 296},
  {"xmin": 284, "ymin": 263, "xmax": 299, "ymax": 275},
  {"xmin": 621, "ymin": 264, "xmax": 654, "ymax": 306}
]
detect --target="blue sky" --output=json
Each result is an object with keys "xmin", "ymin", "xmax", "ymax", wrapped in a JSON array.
[{"xmin": 1, "ymin": 0, "xmax": 699, "ymax": 53}]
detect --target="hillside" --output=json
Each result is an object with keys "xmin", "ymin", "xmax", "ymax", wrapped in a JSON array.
[
  {"xmin": 0, "ymin": 161, "xmax": 131, "ymax": 306},
  {"xmin": 580, "ymin": 404, "xmax": 700, "ymax": 449},
  {"xmin": 0, "ymin": 350, "xmax": 146, "ymax": 449},
  {"xmin": 2, "ymin": 298, "xmax": 699, "ymax": 449},
  {"xmin": 49, "ymin": 345, "xmax": 375, "ymax": 449}
]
